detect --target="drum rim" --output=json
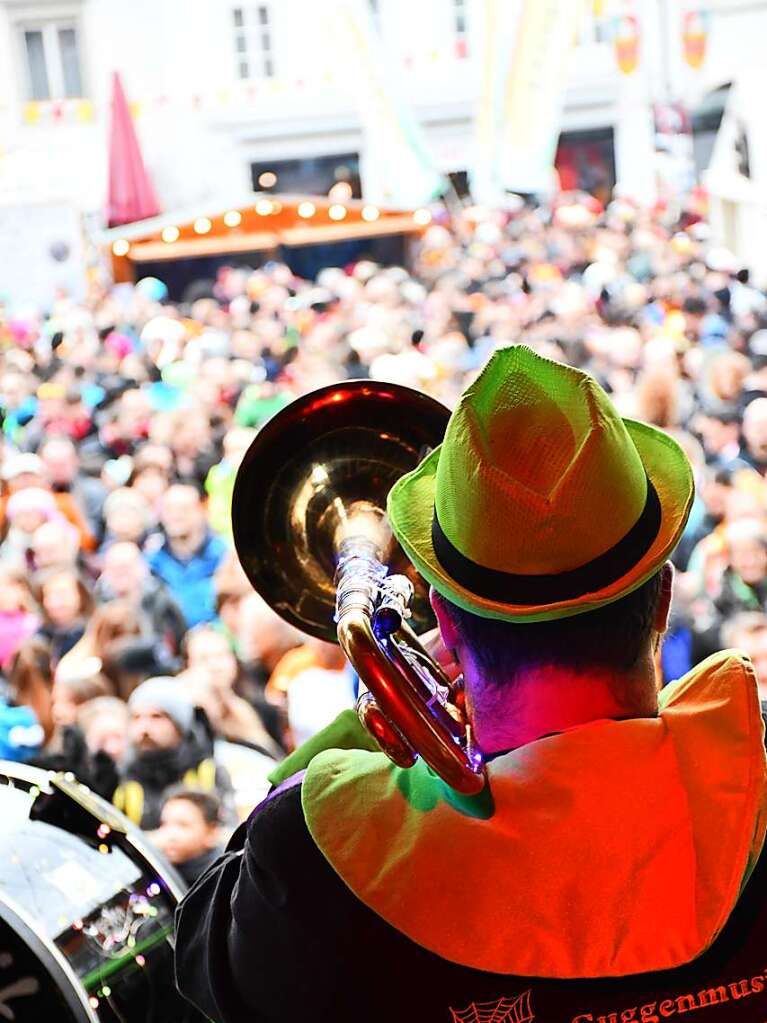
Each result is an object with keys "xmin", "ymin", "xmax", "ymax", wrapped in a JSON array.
[
  {"xmin": 0, "ymin": 761, "xmax": 188, "ymax": 902},
  {"xmin": 0, "ymin": 889, "xmax": 98, "ymax": 1023}
]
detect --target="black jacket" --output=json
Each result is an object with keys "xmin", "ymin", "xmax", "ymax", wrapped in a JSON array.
[
  {"xmin": 175, "ymin": 777, "xmax": 767, "ymax": 1023},
  {"xmin": 94, "ymin": 575, "xmax": 187, "ymax": 660},
  {"xmin": 38, "ymin": 621, "xmax": 86, "ymax": 665},
  {"xmin": 175, "ymin": 846, "xmax": 226, "ymax": 888},
  {"xmin": 30, "ymin": 725, "xmax": 120, "ymax": 801},
  {"xmin": 116, "ymin": 722, "xmax": 233, "ymax": 830}
]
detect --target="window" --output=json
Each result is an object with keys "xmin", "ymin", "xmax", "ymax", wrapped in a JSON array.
[
  {"xmin": 232, "ymin": 5, "xmax": 275, "ymax": 80},
  {"xmin": 250, "ymin": 153, "xmax": 361, "ymax": 197},
  {"xmin": 579, "ymin": 3, "xmax": 611, "ymax": 46},
  {"xmin": 20, "ymin": 20, "xmax": 84, "ymax": 100},
  {"xmin": 452, "ymin": 0, "xmax": 469, "ymax": 58}
]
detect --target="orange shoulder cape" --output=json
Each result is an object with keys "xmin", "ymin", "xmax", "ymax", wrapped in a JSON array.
[{"xmin": 302, "ymin": 651, "xmax": 767, "ymax": 977}]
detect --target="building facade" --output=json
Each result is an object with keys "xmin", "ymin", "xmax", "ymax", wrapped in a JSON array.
[{"xmin": 0, "ymin": 0, "xmax": 765, "ymax": 299}]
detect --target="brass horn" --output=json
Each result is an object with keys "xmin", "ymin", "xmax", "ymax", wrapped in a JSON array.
[{"xmin": 232, "ymin": 380, "xmax": 486, "ymax": 794}]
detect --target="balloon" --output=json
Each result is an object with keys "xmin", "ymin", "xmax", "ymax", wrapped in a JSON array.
[{"xmin": 136, "ymin": 276, "xmax": 168, "ymax": 302}]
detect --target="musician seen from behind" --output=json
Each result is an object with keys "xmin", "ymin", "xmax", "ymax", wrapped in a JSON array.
[{"xmin": 176, "ymin": 347, "xmax": 767, "ymax": 1023}]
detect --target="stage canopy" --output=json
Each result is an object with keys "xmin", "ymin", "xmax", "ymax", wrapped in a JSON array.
[{"xmin": 101, "ymin": 192, "xmax": 432, "ymax": 283}]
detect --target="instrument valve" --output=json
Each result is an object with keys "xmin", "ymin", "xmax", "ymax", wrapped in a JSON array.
[{"xmin": 373, "ymin": 574, "xmax": 414, "ymax": 638}]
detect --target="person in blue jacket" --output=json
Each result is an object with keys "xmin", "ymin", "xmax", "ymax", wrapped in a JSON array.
[{"xmin": 146, "ymin": 484, "xmax": 227, "ymax": 629}]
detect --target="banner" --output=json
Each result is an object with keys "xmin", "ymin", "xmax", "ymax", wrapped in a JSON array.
[
  {"xmin": 11, "ymin": 46, "xmax": 466, "ymax": 130},
  {"xmin": 479, "ymin": 0, "xmax": 583, "ymax": 198},
  {"xmin": 331, "ymin": 0, "xmax": 446, "ymax": 208},
  {"xmin": 22, "ymin": 99, "xmax": 94, "ymax": 125},
  {"xmin": 470, "ymin": 0, "xmax": 506, "ymax": 204},
  {"xmin": 613, "ymin": 13, "xmax": 640, "ymax": 74},
  {"xmin": 682, "ymin": 9, "xmax": 710, "ymax": 70}
]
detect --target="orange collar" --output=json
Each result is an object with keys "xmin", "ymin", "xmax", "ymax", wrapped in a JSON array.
[{"xmin": 303, "ymin": 651, "xmax": 767, "ymax": 977}]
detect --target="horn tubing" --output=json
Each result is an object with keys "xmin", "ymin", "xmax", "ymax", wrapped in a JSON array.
[{"xmin": 338, "ymin": 609, "xmax": 485, "ymax": 794}]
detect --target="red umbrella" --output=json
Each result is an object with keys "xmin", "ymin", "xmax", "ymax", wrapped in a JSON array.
[{"xmin": 106, "ymin": 71, "xmax": 160, "ymax": 227}]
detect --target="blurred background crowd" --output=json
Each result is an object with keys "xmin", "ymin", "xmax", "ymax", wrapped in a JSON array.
[{"xmin": 2, "ymin": 193, "xmax": 767, "ymax": 880}]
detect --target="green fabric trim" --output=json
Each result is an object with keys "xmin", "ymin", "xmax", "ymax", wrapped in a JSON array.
[
  {"xmin": 267, "ymin": 709, "xmax": 380, "ymax": 786},
  {"xmin": 391, "ymin": 759, "xmax": 495, "ymax": 819}
]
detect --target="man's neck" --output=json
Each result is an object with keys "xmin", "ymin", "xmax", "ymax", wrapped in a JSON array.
[{"xmin": 464, "ymin": 657, "xmax": 659, "ymax": 756}]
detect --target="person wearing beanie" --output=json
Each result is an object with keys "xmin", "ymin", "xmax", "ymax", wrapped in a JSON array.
[
  {"xmin": 113, "ymin": 675, "xmax": 234, "ymax": 831},
  {"xmin": 0, "ymin": 451, "xmax": 96, "ymax": 552},
  {"xmin": 177, "ymin": 347, "xmax": 767, "ymax": 1022},
  {"xmin": 0, "ymin": 486, "xmax": 59, "ymax": 571}
]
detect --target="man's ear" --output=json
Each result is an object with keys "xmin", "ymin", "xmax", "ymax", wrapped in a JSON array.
[
  {"xmin": 429, "ymin": 587, "xmax": 460, "ymax": 653},
  {"xmin": 654, "ymin": 562, "xmax": 674, "ymax": 634}
]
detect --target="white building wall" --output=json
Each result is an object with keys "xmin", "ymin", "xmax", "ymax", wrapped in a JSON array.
[{"xmin": 0, "ymin": 0, "xmax": 763, "ymax": 221}]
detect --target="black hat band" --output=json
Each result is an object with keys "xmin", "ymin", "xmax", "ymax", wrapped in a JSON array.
[{"xmin": 431, "ymin": 475, "xmax": 662, "ymax": 606}]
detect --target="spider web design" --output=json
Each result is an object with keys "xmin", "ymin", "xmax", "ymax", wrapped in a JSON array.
[{"xmin": 449, "ymin": 988, "xmax": 533, "ymax": 1023}]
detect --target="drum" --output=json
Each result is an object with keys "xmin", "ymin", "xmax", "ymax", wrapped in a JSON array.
[{"xmin": 0, "ymin": 761, "xmax": 205, "ymax": 1022}]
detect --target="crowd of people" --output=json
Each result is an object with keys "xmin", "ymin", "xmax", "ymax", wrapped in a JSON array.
[{"xmin": 1, "ymin": 191, "xmax": 766, "ymax": 881}]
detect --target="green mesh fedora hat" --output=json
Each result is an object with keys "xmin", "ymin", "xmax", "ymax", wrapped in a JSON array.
[{"xmin": 387, "ymin": 345, "xmax": 694, "ymax": 622}]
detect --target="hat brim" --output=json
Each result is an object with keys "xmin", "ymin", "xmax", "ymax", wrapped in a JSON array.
[{"xmin": 387, "ymin": 418, "xmax": 694, "ymax": 622}]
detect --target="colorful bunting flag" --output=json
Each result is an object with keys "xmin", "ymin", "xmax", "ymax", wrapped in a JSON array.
[
  {"xmin": 682, "ymin": 9, "xmax": 710, "ymax": 70},
  {"xmin": 613, "ymin": 13, "xmax": 640, "ymax": 74}
]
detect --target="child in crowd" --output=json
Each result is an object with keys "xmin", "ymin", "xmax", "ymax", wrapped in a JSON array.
[
  {"xmin": 37, "ymin": 569, "xmax": 93, "ymax": 664},
  {"xmin": 155, "ymin": 787, "xmax": 224, "ymax": 886},
  {"xmin": 0, "ymin": 487, "xmax": 59, "ymax": 571},
  {"xmin": 0, "ymin": 567, "xmax": 39, "ymax": 668},
  {"xmin": 78, "ymin": 694, "xmax": 130, "ymax": 765}
]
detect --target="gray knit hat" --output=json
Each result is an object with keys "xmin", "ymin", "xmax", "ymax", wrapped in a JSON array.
[{"xmin": 128, "ymin": 676, "xmax": 194, "ymax": 736}]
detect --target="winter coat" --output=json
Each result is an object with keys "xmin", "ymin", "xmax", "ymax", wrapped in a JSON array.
[
  {"xmin": 38, "ymin": 621, "xmax": 86, "ymax": 665},
  {"xmin": 714, "ymin": 568, "xmax": 767, "ymax": 620},
  {"xmin": 114, "ymin": 723, "xmax": 234, "ymax": 831},
  {"xmin": 94, "ymin": 575, "xmax": 187, "ymax": 659},
  {"xmin": 146, "ymin": 532, "xmax": 227, "ymax": 629},
  {"xmin": 30, "ymin": 725, "xmax": 120, "ymax": 801},
  {"xmin": 175, "ymin": 845, "xmax": 226, "ymax": 888}
]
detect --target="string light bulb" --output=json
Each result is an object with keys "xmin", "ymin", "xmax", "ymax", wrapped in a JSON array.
[
  {"xmin": 223, "ymin": 210, "xmax": 242, "ymax": 227},
  {"xmin": 328, "ymin": 204, "xmax": 347, "ymax": 221},
  {"xmin": 161, "ymin": 226, "xmax": 179, "ymax": 243},
  {"xmin": 297, "ymin": 201, "xmax": 316, "ymax": 218},
  {"xmin": 194, "ymin": 217, "xmax": 212, "ymax": 234},
  {"xmin": 258, "ymin": 171, "xmax": 277, "ymax": 188},
  {"xmin": 112, "ymin": 239, "xmax": 130, "ymax": 257},
  {"xmin": 362, "ymin": 205, "xmax": 380, "ymax": 222},
  {"xmin": 413, "ymin": 208, "xmax": 432, "ymax": 226},
  {"xmin": 328, "ymin": 181, "xmax": 353, "ymax": 202},
  {"xmin": 255, "ymin": 199, "xmax": 273, "ymax": 216}
]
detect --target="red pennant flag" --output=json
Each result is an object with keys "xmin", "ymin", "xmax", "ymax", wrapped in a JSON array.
[{"xmin": 106, "ymin": 71, "xmax": 161, "ymax": 227}]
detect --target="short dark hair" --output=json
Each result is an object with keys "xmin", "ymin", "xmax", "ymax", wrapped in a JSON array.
[
  {"xmin": 439, "ymin": 571, "xmax": 663, "ymax": 681},
  {"xmin": 162, "ymin": 786, "xmax": 221, "ymax": 827},
  {"xmin": 682, "ymin": 296, "xmax": 707, "ymax": 316}
]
